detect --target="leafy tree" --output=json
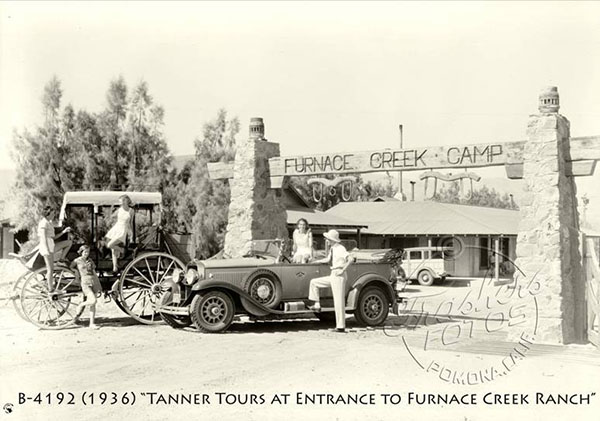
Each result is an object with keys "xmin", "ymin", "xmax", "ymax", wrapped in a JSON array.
[
  {"xmin": 10, "ymin": 76, "xmax": 75, "ymax": 230},
  {"xmin": 126, "ymin": 81, "xmax": 172, "ymax": 190},
  {"xmin": 10, "ymin": 76, "xmax": 173, "ymax": 235},
  {"xmin": 96, "ymin": 76, "xmax": 130, "ymax": 188},
  {"xmin": 433, "ymin": 181, "xmax": 518, "ymax": 209},
  {"xmin": 169, "ymin": 109, "xmax": 239, "ymax": 258}
]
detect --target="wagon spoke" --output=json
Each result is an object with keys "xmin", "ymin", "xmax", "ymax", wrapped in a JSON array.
[
  {"xmin": 56, "ymin": 270, "xmax": 65, "ymax": 286},
  {"xmin": 140, "ymin": 293, "xmax": 150, "ymax": 315},
  {"xmin": 158, "ymin": 261, "xmax": 174, "ymax": 284},
  {"xmin": 155, "ymin": 255, "xmax": 162, "ymax": 284},
  {"xmin": 128, "ymin": 290, "xmax": 148, "ymax": 312},
  {"xmin": 132, "ymin": 267, "xmax": 153, "ymax": 286},
  {"xmin": 42, "ymin": 301, "xmax": 53, "ymax": 325},
  {"xmin": 36, "ymin": 301, "xmax": 46, "ymax": 322},
  {"xmin": 56, "ymin": 298, "xmax": 74, "ymax": 310},
  {"xmin": 25, "ymin": 300, "xmax": 43, "ymax": 319},
  {"xmin": 59, "ymin": 276, "xmax": 76, "ymax": 292},
  {"xmin": 36, "ymin": 303, "xmax": 46, "ymax": 322},
  {"xmin": 145, "ymin": 258, "xmax": 155, "ymax": 283},
  {"xmin": 123, "ymin": 289, "xmax": 143, "ymax": 302},
  {"xmin": 124, "ymin": 277, "xmax": 153, "ymax": 289},
  {"xmin": 21, "ymin": 293, "xmax": 47, "ymax": 300},
  {"xmin": 48, "ymin": 301, "xmax": 64, "ymax": 321}
]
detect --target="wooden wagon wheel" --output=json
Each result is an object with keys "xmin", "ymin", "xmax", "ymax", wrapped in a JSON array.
[
  {"xmin": 19, "ymin": 266, "xmax": 83, "ymax": 330},
  {"xmin": 12, "ymin": 271, "xmax": 36, "ymax": 321},
  {"xmin": 115, "ymin": 252, "xmax": 186, "ymax": 325}
]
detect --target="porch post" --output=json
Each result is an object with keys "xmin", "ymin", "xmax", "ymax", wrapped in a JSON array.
[{"xmin": 494, "ymin": 237, "xmax": 499, "ymax": 282}]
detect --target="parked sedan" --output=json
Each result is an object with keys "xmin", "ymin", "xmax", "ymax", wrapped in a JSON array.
[{"xmin": 157, "ymin": 240, "xmax": 405, "ymax": 333}]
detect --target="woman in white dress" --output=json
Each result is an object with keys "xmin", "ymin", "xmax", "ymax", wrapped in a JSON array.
[
  {"xmin": 37, "ymin": 205, "xmax": 72, "ymax": 290},
  {"xmin": 105, "ymin": 195, "xmax": 134, "ymax": 272},
  {"xmin": 292, "ymin": 218, "xmax": 313, "ymax": 263}
]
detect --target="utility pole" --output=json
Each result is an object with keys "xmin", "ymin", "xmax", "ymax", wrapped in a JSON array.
[{"xmin": 394, "ymin": 124, "xmax": 407, "ymax": 200}]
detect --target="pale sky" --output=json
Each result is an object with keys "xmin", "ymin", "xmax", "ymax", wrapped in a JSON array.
[{"xmin": 1, "ymin": 1, "xmax": 600, "ymax": 220}]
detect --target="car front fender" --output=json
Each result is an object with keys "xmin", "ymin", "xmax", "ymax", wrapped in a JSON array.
[
  {"xmin": 347, "ymin": 273, "xmax": 396, "ymax": 310},
  {"xmin": 191, "ymin": 280, "xmax": 286, "ymax": 316}
]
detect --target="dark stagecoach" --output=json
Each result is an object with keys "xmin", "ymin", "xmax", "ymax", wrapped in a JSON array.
[{"xmin": 11, "ymin": 191, "xmax": 192, "ymax": 329}]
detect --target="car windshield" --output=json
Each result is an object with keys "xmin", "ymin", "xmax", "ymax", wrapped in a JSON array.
[{"xmin": 245, "ymin": 239, "xmax": 286, "ymax": 259}]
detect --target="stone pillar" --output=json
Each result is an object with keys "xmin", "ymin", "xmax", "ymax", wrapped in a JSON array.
[
  {"xmin": 223, "ymin": 118, "xmax": 288, "ymax": 258},
  {"xmin": 514, "ymin": 87, "xmax": 585, "ymax": 344}
]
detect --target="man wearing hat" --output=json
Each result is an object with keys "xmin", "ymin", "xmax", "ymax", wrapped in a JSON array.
[{"xmin": 308, "ymin": 229, "xmax": 352, "ymax": 332}]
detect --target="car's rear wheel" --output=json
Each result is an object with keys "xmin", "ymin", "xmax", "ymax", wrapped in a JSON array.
[
  {"xmin": 354, "ymin": 286, "xmax": 389, "ymax": 327},
  {"xmin": 190, "ymin": 291, "xmax": 235, "ymax": 333},
  {"xmin": 417, "ymin": 270, "xmax": 435, "ymax": 286}
]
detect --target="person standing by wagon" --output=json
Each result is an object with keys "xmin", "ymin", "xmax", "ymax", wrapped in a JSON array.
[
  {"xmin": 37, "ymin": 205, "xmax": 72, "ymax": 291},
  {"xmin": 105, "ymin": 194, "xmax": 134, "ymax": 273},
  {"xmin": 307, "ymin": 229, "xmax": 352, "ymax": 332},
  {"xmin": 71, "ymin": 245, "xmax": 102, "ymax": 329}
]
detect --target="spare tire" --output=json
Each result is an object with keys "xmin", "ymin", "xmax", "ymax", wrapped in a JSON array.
[{"xmin": 243, "ymin": 270, "xmax": 282, "ymax": 310}]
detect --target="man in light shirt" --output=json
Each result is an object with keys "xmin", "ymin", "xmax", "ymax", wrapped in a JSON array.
[{"xmin": 308, "ymin": 229, "xmax": 352, "ymax": 332}]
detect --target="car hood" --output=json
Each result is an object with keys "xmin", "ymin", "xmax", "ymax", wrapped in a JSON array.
[{"xmin": 199, "ymin": 257, "xmax": 277, "ymax": 269}]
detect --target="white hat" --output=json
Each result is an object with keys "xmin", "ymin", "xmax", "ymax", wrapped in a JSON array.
[{"xmin": 323, "ymin": 229, "xmax": 341, "ymax": 243}]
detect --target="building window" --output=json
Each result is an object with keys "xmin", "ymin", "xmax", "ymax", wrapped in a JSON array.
[
  {"xmin": 480, "ymin": 237, "xmax": 511, "ymax": 269},
  {"xmin": 480, "ymin": 237, "xmax": 489, "ymax": 268}
]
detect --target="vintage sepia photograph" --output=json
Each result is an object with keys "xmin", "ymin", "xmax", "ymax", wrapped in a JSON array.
[{"xmin": 0, "ymin": 2, "xmax": 599, "ymax": 420}]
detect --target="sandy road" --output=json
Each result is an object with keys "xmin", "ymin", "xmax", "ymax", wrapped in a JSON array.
[{"xmin": 1, "ymin": 278, "xmax": 600, "ymax": 421}]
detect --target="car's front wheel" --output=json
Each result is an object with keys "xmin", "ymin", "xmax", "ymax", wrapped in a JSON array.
[
  {"xmin": 191, "ymin": 291, "xmax": 235, "ymax": 333},
  {"xmin": 354, "ymin": 286, "xmax": 389, "ymax": 327}
]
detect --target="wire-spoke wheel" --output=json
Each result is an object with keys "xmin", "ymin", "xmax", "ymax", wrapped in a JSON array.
[
  {"xmin": 116, "ymin": 252, "xmax": 185, "ymax": 325},
  {"xmin": 354, "ymin": 286, "xmax": 389, "ymax": 327},
  {"xmin": 20, "ymin": 267, "xmax": 83, "ymax": 330},
  {"xmin": 191, "ymin": 291, "xmax": 235, "ymax": 333}
]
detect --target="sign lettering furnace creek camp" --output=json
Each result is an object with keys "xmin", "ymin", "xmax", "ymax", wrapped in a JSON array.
[{"xmin": 270, "ymin": 143, "xmax": 510, "ymax": 177}]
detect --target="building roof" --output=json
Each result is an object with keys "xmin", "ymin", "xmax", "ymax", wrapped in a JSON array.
[
  {"xmin": 286, "ymin": 207, "xmax": 367, "ymax": 230},
  {"xmin": 326, "ymin": 201, "xmax": 521, "ymax": 236}
]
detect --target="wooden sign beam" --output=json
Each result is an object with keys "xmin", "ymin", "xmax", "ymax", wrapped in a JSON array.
[
  {"xmin": 268, "ymin": 141, "xmax": 526, "ymax": 177},
  {"xmin": 268, "ymin": 136, "xmax": 600, "ymax": 179},
  {"xmin": 208, "ymin": 135, "xmax": 600, "ymax": 181}
]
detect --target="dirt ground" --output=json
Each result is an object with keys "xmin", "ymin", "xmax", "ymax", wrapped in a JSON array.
[{"xmin": 1, "ymin": 261, "xmax": 599, "ymax": 421}]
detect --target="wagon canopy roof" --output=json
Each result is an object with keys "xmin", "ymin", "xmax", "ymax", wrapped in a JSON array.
[{"xmin": 61, "ymin": 191, "xmax": 162, "ymax": 207}]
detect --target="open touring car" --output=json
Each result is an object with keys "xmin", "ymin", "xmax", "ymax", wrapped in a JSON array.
[{"xmin": 157, "ymin": 239, "xmax": 407, "ymax": 332}]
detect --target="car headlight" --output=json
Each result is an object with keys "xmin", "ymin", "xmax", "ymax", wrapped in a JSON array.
[
  {"xmin": 185, "ymin": 268, "xmax": 198, "ymax": 285},
  {"xmin": 172, "ymin": 268, "xmax": 183, "ymax": 283}
]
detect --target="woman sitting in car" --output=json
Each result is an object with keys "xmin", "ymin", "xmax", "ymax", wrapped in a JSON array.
[{"xmin": 292, "ymin": 218, "xmax": 313, "ymax": 263}]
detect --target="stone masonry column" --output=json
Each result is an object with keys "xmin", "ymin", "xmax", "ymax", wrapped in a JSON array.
[
  {"xmin": 514, "ymin": 87, "xmax": 585, "ymax": 344},
  {"xmin": 223, "ymin": 118, "xmax": 288, "ymax": 258}
]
